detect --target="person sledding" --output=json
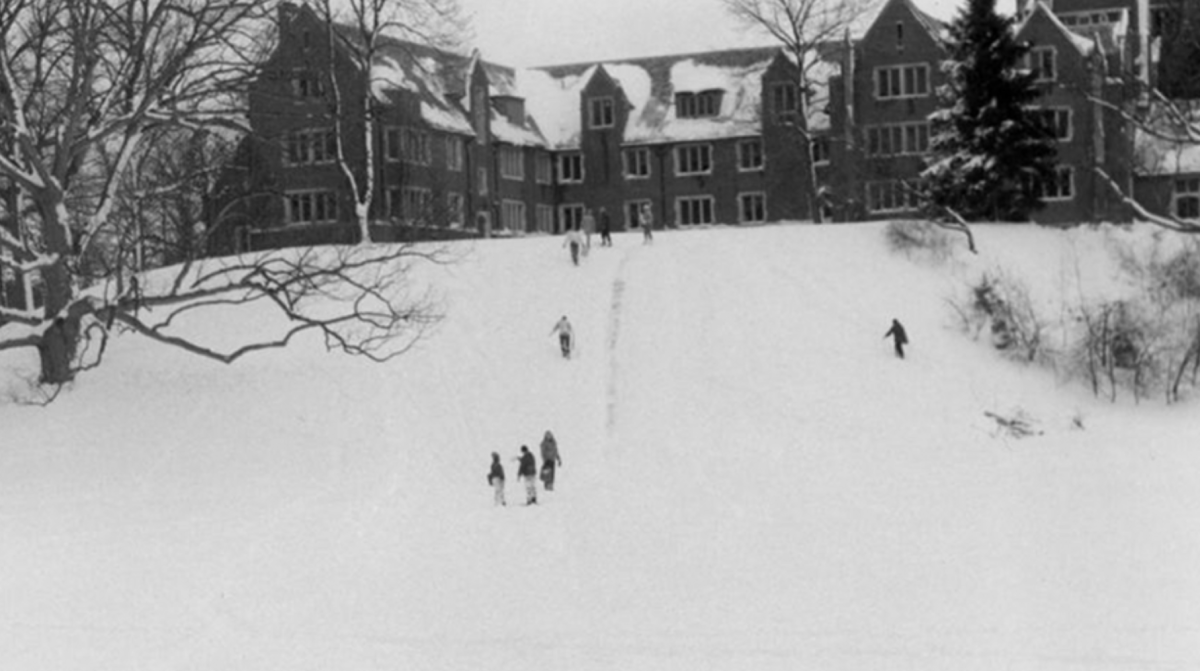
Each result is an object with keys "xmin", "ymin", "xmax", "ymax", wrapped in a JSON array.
[
  {"xmin": 550, "ymin": 315, "xmax": 574, "ymax": 359},
  {"xmin": 516, "ymin": 445, "xmax": 538, "ymax": 505},
  {"xmin": 487, "ymin": 452, "xmax": 506, "ymax": 506},
  {"xmin": 884, "ymin": 318, "xmax": 908, "ymax": 359},
  {"xmin": 539, "ymin": 430, "xmax": 562, "ymax": 492}
]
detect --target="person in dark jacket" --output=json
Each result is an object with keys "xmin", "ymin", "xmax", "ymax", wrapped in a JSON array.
[
  {"xmin": 599, "ymin": 207, "xmax": 612, "ymax": 247},
  {"xmin": 516, "ymin": 445, "xmax": 538, "ymax": 505},
  {"xmin": 884, "ymin": 318, "xmax": 909, "ymax": 359},
  {"xmin": 539, "ymin": 430, "xmax": 562, "ymax": 491},
  {"xmin": 487, "ymin": 452, "xmax": 506, "ymax": 506}
]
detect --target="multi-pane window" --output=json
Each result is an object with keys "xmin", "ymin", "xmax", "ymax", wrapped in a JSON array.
[
  {"xmin": 738, "ymin": 139, "xmax": 764, "ymax": 171},
  {"xmin": 388, "ymin": 187, "xmax": 432, "ymax": 223},
  {"xmin": 500, "ymin": 146, "xmax": 525, "ymax": 180},
  {"xmin": 738, "ymin": 192, "xmax": 766, "ymax": 223},
  {"xmin": 875, "ymin": 64, "xmax": 930, "ymax": 99},
  {"xmin": 385, "ymin": 127, "xmax": 431, "ymax": 164},
  {"xmin": 1028, "ymin": 47, "xmax": 1057, "ymax": 82},
  {"xmin": 626, "ymin": 200, "xmax": 651, "ymax": 228},
  {"xmin": 677, "ymin": 196, "xmax": 715, "ymax": 226},
  {"xmin": 535, "ymin": 152, "xmax": 553, "ymax": 184},
  {"xmin": 560, "ymin": 204, "xmax": 584, "ymax": 233},
  {"xmin": 865, "ymin": 122, "xmax": 930, "ymax": 156},
  {"xmin": 536, "ymin": 204, "xmax": 555, "ymax": 233},
  {"xmin": 866, "ymin": 181, "xmax": 920, "ymax": 213},
  {"xmin": 675, "ymin": 144, "xmax": 712, "ymax": 175},
  {"xmin": 624, "ymin": 147, "xmax": 651, "ymax": 179},
  {"xmin": 1060, "ymin": 9, "xmax": 1124, "ymax": 26},
  {"xmin": 445, "ymin": 136, "xmax": 464, "ymax": 171},
  {"xmin": 771, "ymin": 82, "xmax": 797, "ymax": 116},
  {"xmin": 811, "ymin": 136, "xmax": 831, "ymax": 164},
  {"xmin": 447, "ymin": 192, "xmax": 465, "ymax": 227},
  {"xmin": 500, "ymin": 200, "xmax": 527, "ymax": 232},
  {"xmin": 290, "ymin": 71, "xmax": 324, "ymax": 98},
  {"xmin": 1029, "ymin": 108, "xmax": 1072, "ymax": 141},
  {"xmin": 1174, "ymin": 178, "xmax": 1200, "ymax": 219},
  {"xmin": 589, "ymin": 97, "xmax": 615, "ymax": 128},
  {"xmin": 283, "ymin": 129, "xmax": 336, "ymax": 165},
  {"xmin": 676, "ymin": 90, "xmax": 722, "ymax": 118},
  {"xmin": 1034, "ymin": 166, "xmax": 1074, "ymax": 201},
  {"xmin": 285, "ymin": 190, "xmax": 338, "ymax": 223},
  {"xmin": 558, "ymin": 153, "xmax": 584, "ymax": 183}
]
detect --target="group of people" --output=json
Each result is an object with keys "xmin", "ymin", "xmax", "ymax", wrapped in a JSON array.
[
  {"xmin": 487, "ymin": 430, "xmax": 563, "ymax": 506},
  {"xmin": 562, "ymin": 203, "xmax": 654, "ymax": 265}
]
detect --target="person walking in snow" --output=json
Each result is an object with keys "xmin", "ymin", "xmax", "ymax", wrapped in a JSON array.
[
  {"xmin": 599, "ymin": 207, "xmax": 612, "ymax": 247},
  {"xmin": 539, "ymin": 430, "xmax": 562, "ymax": 492},
  {"xmin": 563, "ymin": 225, "xmax": 584, "ymax": 265},
  {"xmin": 884, "ymin": 318, "xmax": 909, "ymax": 359},
  {"xmin": 516, "ymin": 445, "xmax": 538, "ymax": 505},
  {"xmin": 487, "ymin": 452, "xmax": 506, "ymax": 506},
  {"xmin": 581, "ymin": 208, "xmax": 596, "ymax": 252},
  {"xmin": 550, "ymin": 315, "xmax": 574, "ymax": 359},
  {"xmin": 639, "ymin": 203, "xmax": 653, "ymax": 244}
]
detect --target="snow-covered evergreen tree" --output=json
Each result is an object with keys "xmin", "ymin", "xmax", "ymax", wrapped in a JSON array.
[{"xmin": 922, "ymin": 0, "xmax": 1057, "ymax": 222}]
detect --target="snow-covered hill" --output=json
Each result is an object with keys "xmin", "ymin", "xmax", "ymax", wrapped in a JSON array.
[{"xmin": 2, "ymin": 222, "xmax": 1198, "ymax": 671}]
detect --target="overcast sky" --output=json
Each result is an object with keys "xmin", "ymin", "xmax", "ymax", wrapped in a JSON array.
[{"xmin": 458, "ymin": 0, "xmax": 1019, "ymax": 68}]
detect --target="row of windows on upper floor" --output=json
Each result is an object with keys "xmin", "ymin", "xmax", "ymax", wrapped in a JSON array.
[{"xmin": 865, "ymin": 165, "xmax": 1077, "ymax": 214}]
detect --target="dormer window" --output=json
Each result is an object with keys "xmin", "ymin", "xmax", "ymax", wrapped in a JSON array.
[
  {"xmin": 771, "ymin": 83, "xmax": 798, "ymax": 117},
  {"xmin": 589, "ymin": 97, "xmax": 615, "ymax": 128},
  {"xmin": 676, "ymin": 90, "xmax": 722, "ymax": 118},
  {"xmin": 1026, "ymin": 47, "xmax": 1056, "ymax": 82},
  {"xmin": 291, "ymin": 70, "xmax": 324, "ymax": 98}
]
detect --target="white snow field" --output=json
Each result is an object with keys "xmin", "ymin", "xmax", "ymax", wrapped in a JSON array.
[{"xmin": 2, "ymin": 222, "xmax": 1199, "ymax": 671}]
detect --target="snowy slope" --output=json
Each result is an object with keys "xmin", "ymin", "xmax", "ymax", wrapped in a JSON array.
[{"xmin": 1, "ymin": 223, "xmax": 1198, "ymax": 671}]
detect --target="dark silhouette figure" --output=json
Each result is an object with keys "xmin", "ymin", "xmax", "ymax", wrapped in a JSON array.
[
  {"xmin": 884, "ymin": 319, "xmax": 909, "ymax": 359},
  {"xmin": 517, "ymin": 445, "xmax": 538, "ymax": 505},
  {"xmin": 487, "ymin": 452, "xmax": 506, "ymax": 506},
  {"xmin": 539, "ymin": 430, "xmax": 562, "ymax": 491},
  {"xmin": 599, "ymin": 207, "xmax": 612, "ymax": 246}
]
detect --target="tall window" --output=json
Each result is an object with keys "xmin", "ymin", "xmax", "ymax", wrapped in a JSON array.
[
  {"xmin": 447, "ymin": 192, "xmax": 465, "ymax": 227},
  {"xmin": 771, "ymin": 83, "xmax": 797, "ymax": 116},
  {"xmin": 1029, "ymin": 108, "xmax": 1072, "ymax": 141},
  {"xmin": 1034, "ymin": 166, "xmax": 1074, "ymax": 201},
  {"xmin": 536, "ymin": 204, "xmax": 555, "ymax": 233},
  {"xmin": 675, "ymin": 144, "xmax": 712, "ymax": 175},
  {"xmin": 500, "ymin": 146, "xmax": 525, "ymax": 180},
  {"xmin": 285, "ymin": 190, "xmax": 337, "ymax": 223},
  {"xmin": 1028, "ymin": 47, "xmax": 1057, "ymax": 82},
  {"xmin": 865, "ymin": 122, "xmax": 930, "ymax": 156},
  {"xmin": 445, "ymin": 136, "xmax": 464, "ymax": 171},
  {"xmin": 560, "ymin": 203, "xmax": 584, "ymax": 233},
  {"xmin": 500, "ymin": 200, "xmax": 527, "ymax": 232},
  {"xmin": 589, "ymin": 97, "xmax": 615, "ymax": 128},
  {"xmin": 811, "ymin": 136, "xmax": 831, "ymax": 164},
  {"xmin": 385, "ymin": 127, "xmax": 431, "ymax": 164},
  {"xmin": 677, "ymin": 196, "xmax": 715, "ymax": 225},
  {"xmin": 875, "ymin": 64, "xmax": 930, "ymax": 99},
  {"xmin": 535, "ymin": 152, "xmax": 553, "ymax": 184},
  {"xmin": 738, "ymin": 139, "xmax": 763, "ymax": 171},
  {"xmin": 866, "ymin": 181, "xmax": 919, "ymax": 213},
  {"xmin": 1174, "ymin": 178, "xmax": 1199, "ymax": 219},
  {"xmin": 283, "ymin": 129, "xmax": 336, "ymax": 165},
  {"xmin": 676, "ymin": 90, "xmax": 722, "ymax": 118},
  {"xmin": 558, "ymin": 153, "xmax": 584, "ymax": 183},
  {"xmin": 624, "ymin": 147, "xmax": 651, "ymax": 179},
  {"xmin": 290, "ymin": 71, "xmax": 324, "ymax": 98},
  {"xmin": 738, "ymin": 192, "xmax": 766, "ymax": 223}
]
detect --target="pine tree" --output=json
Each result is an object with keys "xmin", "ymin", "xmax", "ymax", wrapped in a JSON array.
[{"xmin": 922, "ymin": 0, "xmax": 1057, "ymax": 222}]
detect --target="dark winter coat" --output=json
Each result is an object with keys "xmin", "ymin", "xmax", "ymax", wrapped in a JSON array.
[
  {"xmin": 488, "ymin": 461, "xmax": 505, "ymax": 485},
  {"xmin": 885, "ymin": 320, "xmax": 908, "ymax": 345},
  {"xmin": 517, "ymin": 450, "xmax": 537, "ymax": 478},
  {"xmin": 540, "ymin": 434, "xmax": 561, "ymax": 467}
]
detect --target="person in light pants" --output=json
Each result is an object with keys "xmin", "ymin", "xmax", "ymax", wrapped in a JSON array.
[
  {"xmin": 517, "ymin": 445, "xmax": 538, "ymax": 505},
  {"xmin": 488, "ymin": 452, "xmax": 506, "ymax": 506}
]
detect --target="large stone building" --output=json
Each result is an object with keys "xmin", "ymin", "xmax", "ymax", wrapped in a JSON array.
[{"xmin": 206, "ymin": 0, "xmax": 1200, "ymax": 254}]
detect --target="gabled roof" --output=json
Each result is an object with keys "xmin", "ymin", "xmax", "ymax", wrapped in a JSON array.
[
  {"xmin": 860, "ymin": 0, "xmax": 947, "ymax": 44},
  {"xmin": 1015, "ymin": 1, "xmax": 1097, "ymax": 57},
  {"xmin": 519, "ymin": 47, "xmax": 787, "ymax": 150}
]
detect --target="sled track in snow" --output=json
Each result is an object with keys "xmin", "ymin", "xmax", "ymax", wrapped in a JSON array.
[{"xmin": 604, "ymin": 252, "xmax": 632, "ymax": 435}]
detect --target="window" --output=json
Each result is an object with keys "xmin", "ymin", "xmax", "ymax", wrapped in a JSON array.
[
  {"xmin": 500, "ymin": 200, "xmax": 527, "ymax": 232},
  {"xmin": 1174, "ymin": 178, "xmax": 1200, "ymax": 219},
  {"xmin": 1029, "ymin": 108, "xmax": 1072, "ymax": 141},
  {"xmin": 738, "ymin": 139, "xmax": 764, "ymax": 171},
  {"xmin": 866, "ymin": 181, "xmax": 920, "ymax": 213},
  {"xmin": 676, "ymin": 90, "xmax": 723, "ymax": 118},
  {"xmin": 675, "ymin": 144, "xmax": 712, "ymax": 175},
  {"xmin": 536, "ymin": 204, "xmax": 555, "ymax": 233},
  {"xmin": 896, "ymin": 22, "xmax": 905, "ymax": 50},
  {"xmin": 1034, "ymin": 166, "xmax": 1074, "ymax": 201},
  {"xmin": 446, "ymin": 136, "xmax": 464, "ymax": 171},
  {"xmin": 811, "ymin": 136, "xmax": 831, "ymax": 165},
  {"xmin": 283, "ymin": 129, "xmax": 336, "ymax": 165},
  {"xmin": 625, "ymin": 199, "xmax": 651, "ymax": 228},
  {"xmin": 624, "ymin": 147, "xmax": 651, "ymax": 179},
  {"xmin": 1028, "ymin": 47, "xmax": 1056, "ymax": 82},
  {"xmin": 285, "ymin": 190, "xmax": 338, "ymax": 223},
  {"xmin": 478, "ymin": 166, "xmax": 488, "ymax": 195},
  {"xmin": 1060, "ymin": 9, "xmax": 1126, "ymax": 27},
  {"xmin": 500, "ymin": 146, "xmax": 525, "ymax": 180},
  {"xmin": 558, "ymin": 153, "xmax": 584, "ymax": 183},
  {"xmin": 865, "ymin": 122, "xmax": 929, "ymax": 156},
  {"xmin": 388, "ymin": 187, "xmax": 432, "ymax": 223},
  {"xmin": 589, "ymin": 97, "xmax": 615, "ymax": 128},
  {"xmin": 560, "ymin": 203, "xmax": 584, "ymax": 233},
  {"xmin": 875, "ymin": 64, "xmax": 930, "ymax": 99},
  {"xmin": 739, "ymin": 192, "xmax": 766, "ymax": 223},
  {"xmin": 677, "ymin": 196, "xmax": 715, "ymax": 226},
  {"xmin": 771, "ymin": 83, "xmax": 797, "ymax": 116},
  {"xmin": 385, "ymin": 127, "xmax": 431, "ymax": 165},
  {"xmin": 535, "ymin": 152, "xmax": 553, "ymax": 184},
  {"xmin": 291, "ymin": 71, "xmax": 324, "ymax": 98},
  {"xmin": 447, "ymin": 192, "xmax": 464, "ymax": 228}
]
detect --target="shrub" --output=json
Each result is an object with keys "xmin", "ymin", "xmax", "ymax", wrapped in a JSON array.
[
  {"xmin": 884, "ymin": 220, "xmax": 954, "ymax": 261},
  {"xmin": 955, "ymin": 271, "xmax": 1050, "ymax": 365}
]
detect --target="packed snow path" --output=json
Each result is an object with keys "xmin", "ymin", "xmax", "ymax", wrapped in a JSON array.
[{"xmin": 1, "ymin": 225, "xmax": 1198, "ymax": 671}]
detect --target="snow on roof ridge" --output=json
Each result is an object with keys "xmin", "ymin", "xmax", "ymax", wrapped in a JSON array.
[{"xmin": 1017, "ymin": 1, "xmax": 1096, "ymax": 56}]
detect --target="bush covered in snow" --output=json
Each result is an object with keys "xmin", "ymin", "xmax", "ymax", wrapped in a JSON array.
[{"xmin": 883, "ymin": 220, "xmax": 956, "ymax": 261}]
